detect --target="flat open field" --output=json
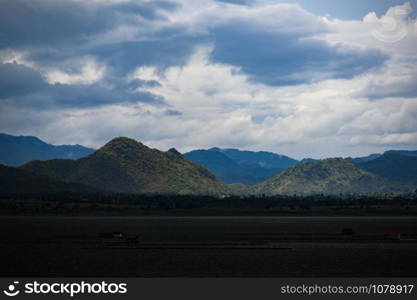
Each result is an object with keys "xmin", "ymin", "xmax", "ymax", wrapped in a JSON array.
[{"xmin": 1, "ymin": 216, "xmax": 416, "ymax": 277}]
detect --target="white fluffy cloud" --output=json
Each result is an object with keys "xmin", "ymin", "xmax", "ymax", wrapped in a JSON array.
[{"xmin": 45, "ymin": 57, "xmax": 106, "ymax": 85}]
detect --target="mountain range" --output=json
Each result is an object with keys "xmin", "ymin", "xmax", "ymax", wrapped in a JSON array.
[
  {"xmin": 20, "ymin": 137, "xmax": 228, "ymax": 195},
  {"xmin": 1, "ymin": 133, "xmax": 417, "ymax": 196},
  {"xmin": 0, "ymin": 133, "xmax": 94, "ymax": 166},
  {"xmin": 184, "ymin": 148, "xmax": 297, "ymax": 184}
]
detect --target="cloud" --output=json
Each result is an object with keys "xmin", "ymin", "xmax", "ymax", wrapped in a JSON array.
[
  {"xmin": 210, "ymin": 25, "xmax": 388, "ymax": 85},
  {"xmin": 45, "ymin": 57, "xmax": 106, "ymax": 85},
  {"xmin": 1, "ymin": 0, "xmax": 389, "ymax": 86},
  {"xmin": 0, "ymin": 0, "xmax": 416, "ymax": 159},
  {"xmin": 165, "ymin": 109, "xmax": 182, "ymax": 116},
  {"xmin": 163, "ymin": 2, "xmax": 389, "ymax": 86},
  {"xmin": 0, "ymin": 62, "xmax": 47, "ymax": 98},
  {"xmin": 320, "ymin": 2, "xmax": 417, "ymax": 57},
  {"xmin": 216, "ymin": 0, "xmax": 251, "ymax": 5},
  {"xmin": 0, "ymin": 0, "xmax": 175, "ymax": 49},
  {"xmin": 321, "ymin": 2, "xmax": 417, "ymax": 99},
  {"xmin": 0, "ymin": 62, "xmax": 163, "ymax": 109},
  {"xmin": 339, "ymin": 98, "xmax": 417, "ymax": 137},
  {"xmin": 364, "ymin": 62, "xmax": 417, "ymax": 99},
  {"xmin": 44, "ymin": 81, "xmax": 164, "ymax": 108},
  {"xmin": 90, "ymin": 36, "xmax": 204, "ymax": 77}
]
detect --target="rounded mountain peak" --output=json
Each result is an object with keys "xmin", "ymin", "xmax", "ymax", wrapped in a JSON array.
[
  {"xmin": 167, "ymin": 148, "xmax": 182, "ymax": 156},
  {"xmin": 97, "ymin": 137, "xmax": 149, "ymax": 155},
  {"xmin": 109, "ymin": 136, "xmax": 137, "ymax": 144}
]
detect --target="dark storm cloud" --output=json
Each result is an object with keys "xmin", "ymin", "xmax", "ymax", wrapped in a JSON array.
[
  {"xmin": 1, "ymin": 0, "xmax": 389, "ymax": 88},
  {"xmin": 209, "ymin": 23, "xmax": 389, "ymax": 86},
  {"xmin": 0, "ymin": 0, "xmax": 176, "ymax": 109},
  {"xmin": 0, "ymin": 0, "xmax": 175, "ymax": 49},
  {"xmin": 45, "ymin": 81, "xmax": 164, "ymax": 108},
  {"xmin": 0, "ymin": 62, "xmax": 163, "ymax": 108},
  {"xmin": 72, "ymin": 15, "xmax": 388, "ymax": 87},
  {"xmin": 0, "ymin": 62, "xmax": 47, "ymax": 98},
  {"xmin": 90, "ymin": 35, "xmax": 206, "ymax": 76},
  {"xmin": 12, "ymin": 81, "xmax": 164, "ymax": 109},
  {"xmin": 9, "ymin": 21, "xmax": 199, "ymax": 80},
  {"xmin": 0, "ymin": 0, "xmax": 391, "ymax": 113}
]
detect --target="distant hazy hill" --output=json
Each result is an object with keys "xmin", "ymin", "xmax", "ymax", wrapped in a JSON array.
[
  {"xmin": 359, "ymin": 153, "xmax": 417, "ymax": 185},
  {"xmin": 185, "ymin": 148, "xmax": 297, "ymax": 184},
  {"xmin": 299, "ymin": 158, "xmax": 317, "ymax": 163},
  {"xmin": 0, "ymin": 164, "xmax": 95, "ymax": 194},
  {"xmin": 21, "ymin": 137, "xmax": 228, "ymax": 195},
  {"xmin": 384, "ymin": 150, "xmax": 417, "ymax": 157},
  {"xmin": 253, "ymin": 158, "xmax": 402, "ymax": 196},
  {"xmin": 215, "ymin": 148, "xmax": 298, "ymax": 169},
  {"xmin": 347, "ymin": 150, "xmax": 417, "ymax": 164},
  {"xmin": 0, "ymin": 133, "xmax": 94, "ymax": 166},
  {"xmin": 184, "ymin": 150, "xmax": 246, "ymax": 183},
  {"xmin": 346, "ymin": 153, "xmax": 381, "ymax": 163}
]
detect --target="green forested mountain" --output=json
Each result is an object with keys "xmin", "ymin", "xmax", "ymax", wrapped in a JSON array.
[
  {"xmin": 252, "ymin": 158, "xmax": 405, "ymax": 196},
  {"xmin": 0, "ymin": 133, "xmax": 94, "ymax": 166},
  {"xmin": 359, "ymin": 153, "xmax": 417, "ymax": 184},
  {"xmin": 21, "ymin": 137, "xmax": 228, "ymax": 195}
]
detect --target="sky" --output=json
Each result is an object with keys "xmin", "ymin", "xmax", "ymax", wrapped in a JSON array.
[{"xmin": 0, "ymin": 0, "xmax": 416, "ymax": 159}]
